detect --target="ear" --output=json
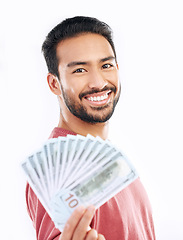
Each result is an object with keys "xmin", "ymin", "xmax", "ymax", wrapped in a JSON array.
[
  {"xmin": 47, "ymin": 73, "xmax": 62, "ymax": 96},
  {"xmin": 116, "ymin": 62, "xmax": 119, "ymax": 70}
]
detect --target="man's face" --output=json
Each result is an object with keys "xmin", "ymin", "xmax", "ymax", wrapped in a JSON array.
[{"xmin": 56, "ymin": 33, "xmax": 121, "ymax": 123}]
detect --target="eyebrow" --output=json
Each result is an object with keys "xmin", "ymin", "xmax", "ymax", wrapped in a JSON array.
[
  {"xmin": 67, "ymin": 56, "xmax": 115, "ymax": 68},
  {"xmin": 100, "ymin": 56, "xmax": 116, "ymax": 63}
]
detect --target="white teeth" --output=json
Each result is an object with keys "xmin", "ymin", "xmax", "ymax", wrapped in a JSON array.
[{"xmin": 87, "ymin": 93, "xmax": 109, "ymax": 102}]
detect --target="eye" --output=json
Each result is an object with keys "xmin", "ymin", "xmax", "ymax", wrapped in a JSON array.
[
  {"xmin": 102, "ymin": 63, "xmax": 114, "ymax": 69},
  {"xmin": 73, "ymin": 68, "xmax": 86, "ymax": 73}
]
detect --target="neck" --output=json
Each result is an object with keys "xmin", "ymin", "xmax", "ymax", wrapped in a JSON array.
[{"xmin": 58, "ymin": 111, "xmax": 109, "ymax": 140}]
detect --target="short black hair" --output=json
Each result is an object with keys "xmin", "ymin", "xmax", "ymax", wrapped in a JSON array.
[{"xmin": 42, "ymin": 16, "xmax": 117, "ymax": 78}]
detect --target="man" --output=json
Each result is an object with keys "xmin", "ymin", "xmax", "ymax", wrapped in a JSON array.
[{"xmin": 26, "ymin": 16, "xmax": 156, "ymax": 240}]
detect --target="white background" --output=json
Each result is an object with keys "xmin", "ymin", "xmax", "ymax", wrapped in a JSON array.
[{"xmin": 0, "ymin": 0, "xmax": 183, "ymax": 239}]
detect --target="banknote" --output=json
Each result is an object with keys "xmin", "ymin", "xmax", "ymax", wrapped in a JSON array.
[{"xmin": 21, "ymin": 134, "xmax": 138, "ymax": 231}]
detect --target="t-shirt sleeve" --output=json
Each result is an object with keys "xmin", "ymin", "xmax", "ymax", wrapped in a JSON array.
[{"xmin": 26, "ymin": 183, "xmax": 61, "ymax": 240}]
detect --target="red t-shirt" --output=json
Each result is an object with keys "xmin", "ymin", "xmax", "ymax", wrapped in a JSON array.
[{"xmin": 26, "ymin": 127, "xmax": 156, "ymax": 240}]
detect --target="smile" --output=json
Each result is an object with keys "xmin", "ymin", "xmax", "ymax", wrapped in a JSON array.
[
  {"xmin": 84, "ymin": 90, "xmax": 112, "ymax": 105},
  {"xmin": 87, "ymin": 92, "xmax": 109, "ymax": 102}
]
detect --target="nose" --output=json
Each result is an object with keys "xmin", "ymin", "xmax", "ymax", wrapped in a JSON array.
[{"xmin": 88, "ymin": 70, "xmax": 108, "ymax": 90}]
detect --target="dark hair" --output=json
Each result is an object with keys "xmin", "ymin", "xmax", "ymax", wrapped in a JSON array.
[{"xmin": 42, "ymin": 16, "xmax": 117, "ymax": 78}]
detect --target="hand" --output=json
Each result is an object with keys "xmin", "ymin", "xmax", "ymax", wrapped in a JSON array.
[{"xmin": 59, "ymin": 205, "xmax": 105, "ymax": 240}]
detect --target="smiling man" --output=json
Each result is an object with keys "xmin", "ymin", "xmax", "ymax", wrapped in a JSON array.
[
  {"xmin": 47, "ymin": 31, "xmax": 120, "ymax": 138},
  {"xmin": 26, "ymin": 16, "xmax": 155, "ymax": 240}
]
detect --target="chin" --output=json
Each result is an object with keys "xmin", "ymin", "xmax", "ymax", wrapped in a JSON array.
[{"xmin": 79, "ymin": 108, "xmax": 115, "ymax": 124}]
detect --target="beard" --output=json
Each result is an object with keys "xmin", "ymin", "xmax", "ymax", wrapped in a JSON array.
[{"xmin": 60, "ymin": 83, "xmax": 121, "ymax": 124}]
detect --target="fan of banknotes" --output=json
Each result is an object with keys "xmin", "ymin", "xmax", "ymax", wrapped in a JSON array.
[{"xmin": 22, "ymin": 134, "xmax": 138, "ymax": 231}]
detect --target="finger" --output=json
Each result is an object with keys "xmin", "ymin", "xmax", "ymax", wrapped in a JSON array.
[
  {"xmin": 73, "ymin": 205, "xmax": 96, "ymax": 240},
  {"xmin": 85, "ymin": 229, "xmax": 98, "ymax": 240},
  {"xmin": 98, "ymin": 234, "xmax": 105, "ymax": 240},
  {"xmin": 60, "ymin": 205, "xmax": 86, "ymax": 240},
  {"xmin": 85, "ymin": 230, "xmax": 106, "ymax": 240}
]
